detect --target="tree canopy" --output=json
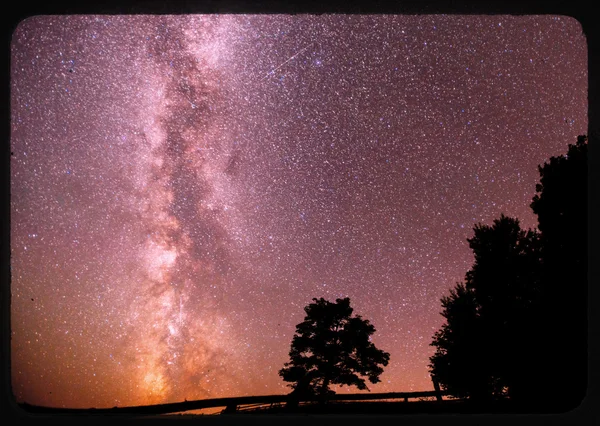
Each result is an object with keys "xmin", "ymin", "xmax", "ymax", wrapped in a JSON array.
[{"xmin": 279, "ymin": 297, "xmax": 390, "ymax": 398}]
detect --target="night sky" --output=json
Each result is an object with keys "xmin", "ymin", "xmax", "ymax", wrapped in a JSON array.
[{"xmin": 10, "ymin": 14, "xmax": 587, "ymax": 408}]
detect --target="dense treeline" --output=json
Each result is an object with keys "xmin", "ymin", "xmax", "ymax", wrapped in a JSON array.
[{"xmin": 429, "ymin": 135, "xmax": 588, "ymax": 411}]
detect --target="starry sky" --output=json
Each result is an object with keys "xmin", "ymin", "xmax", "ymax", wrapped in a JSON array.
[{"xmin": 10, "ymin": 14, "xmax": 587, "ymax": 408}]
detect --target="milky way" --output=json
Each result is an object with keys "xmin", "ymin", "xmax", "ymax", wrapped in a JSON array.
[{"xmin": 10, "ymin": 15, "xmax": 587, "ymax": 408}]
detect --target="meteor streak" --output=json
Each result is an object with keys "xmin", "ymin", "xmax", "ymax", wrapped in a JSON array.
[{"xmin": 260, "ymin": 43, "xmax": 315, "ymax": 81}]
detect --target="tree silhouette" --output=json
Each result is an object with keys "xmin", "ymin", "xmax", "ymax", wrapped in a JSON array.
[
  {"xmin": 430, "ymin": 216, "xmax": 541, "ymax": 401},
  {"xmin": 279, "ymin": 297, "xmax": 390, "ymax": 399},
  {"xmin": 429, "ymin": 135, "xmax": 588, "ymax": 409},
  {"xmin": 530, "ymin": 135, "xmax": 588, "ymax": 409},
  {"xmin": 429, "ymin": 283, "xmax": 493, "ymax": 400},
  {"xmin": 466, "ymin": 215, "xmax": 542, "ymax": 401}
]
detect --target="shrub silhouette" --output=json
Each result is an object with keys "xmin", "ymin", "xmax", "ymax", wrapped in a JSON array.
[{"xmin": 279, "ymin": 297, "xmax": 390, "ymax": 399}]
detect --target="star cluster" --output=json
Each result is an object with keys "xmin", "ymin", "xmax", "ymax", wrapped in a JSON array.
[{"xmin": 10, "ymin": 14, "xmax": 587, "ymax": 408}]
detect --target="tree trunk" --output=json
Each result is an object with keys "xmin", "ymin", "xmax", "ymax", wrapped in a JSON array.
[
  {"xmin": 432, "ymin": 377, "xmax": 443, "ymax": 402},
  {"xmin": 319, "ymin": 377, "xmax": 330, "ymax": 404}
]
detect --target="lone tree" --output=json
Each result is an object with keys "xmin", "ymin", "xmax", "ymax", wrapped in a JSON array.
[{"xmin": 279, "ymin": 297, "xmax": 390, "ymax": 399}]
